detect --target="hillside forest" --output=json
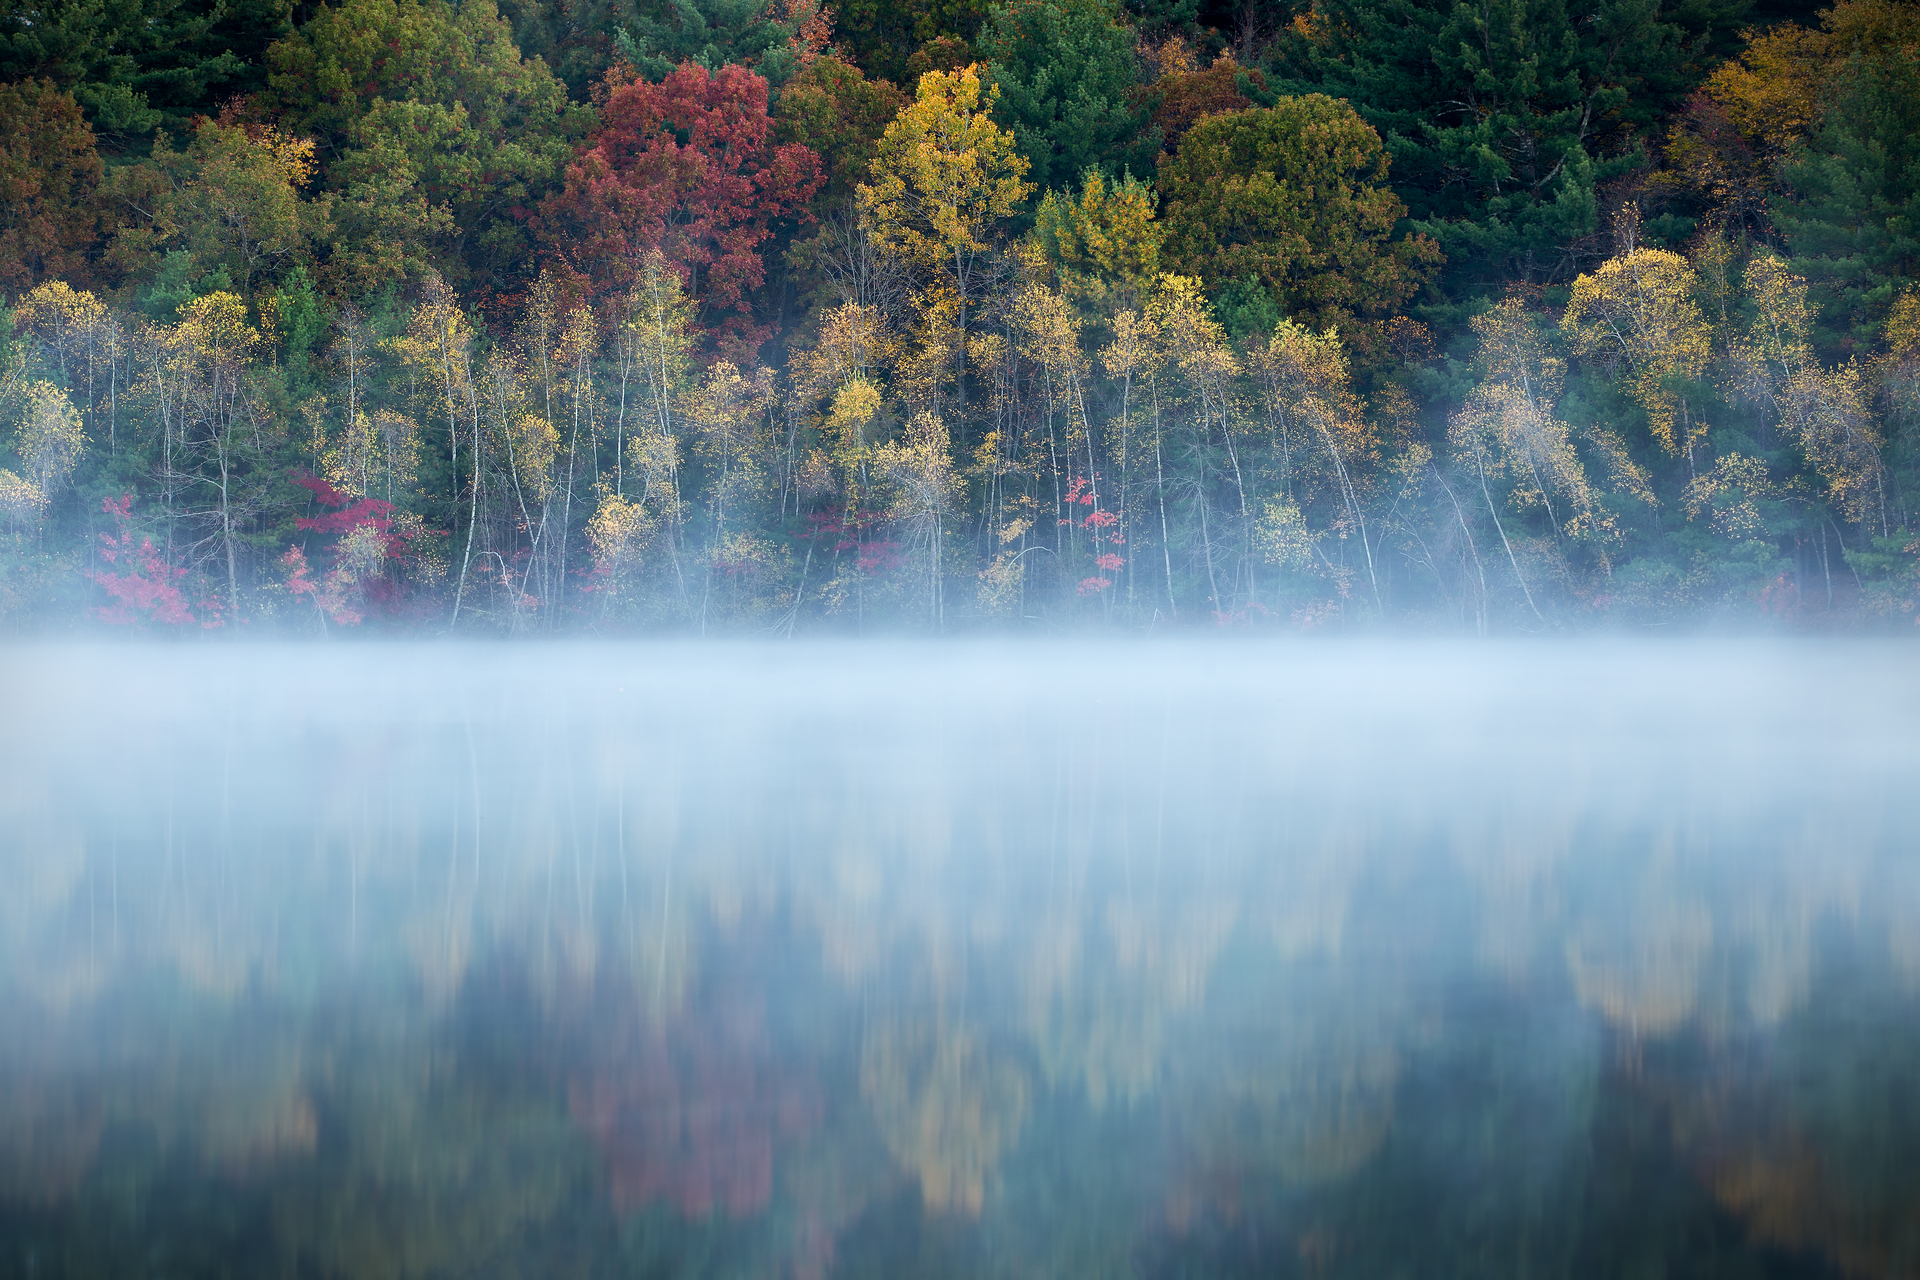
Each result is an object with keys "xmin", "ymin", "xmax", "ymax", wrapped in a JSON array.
[{"xmin": 1, "ymin": 0, "xmax": 1917, "ymax": 633}]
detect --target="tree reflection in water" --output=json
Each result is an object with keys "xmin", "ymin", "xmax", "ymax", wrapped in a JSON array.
[{"xmin": 1, "ymin": 642, "xmax": 1916, "ymax": 1279}]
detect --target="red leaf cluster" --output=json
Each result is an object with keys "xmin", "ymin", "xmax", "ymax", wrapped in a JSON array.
[
  {"xmin": 290, "ymin": 469, "xmax": 429, "ymax": 563},
  {"xmin": 541, "ymin": 62, "xmax": 822, "ymax": 362},
  {"xmin": 88, "ymin": 494, "xmax": 212, "ymax": 628}
]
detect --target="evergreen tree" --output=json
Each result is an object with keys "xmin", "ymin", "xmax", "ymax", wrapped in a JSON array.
[
  {"xmin": 266, "ymin": 0, "xmax": 586, "ymax": 297},
  {"xmin": 1273, "ymin": 0, "xmax": 1744, "ymax": 306},
  {"xmin": 1, "ymin": 0, "xmax": 293, "ymax": 143},
  {"xmin": 979, "ymin": 0, "xmax": 1155, "ymax": 198}
]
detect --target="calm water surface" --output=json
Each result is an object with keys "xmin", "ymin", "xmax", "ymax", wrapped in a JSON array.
[{"xmin": 2, "ymin": 641, "xmax": 1917, "ymax": 1279}]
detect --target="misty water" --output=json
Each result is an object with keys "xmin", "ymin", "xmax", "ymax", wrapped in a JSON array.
[{"xmin": 2, "ymin": 641, "xmax": 1918, "ymax": 1279}]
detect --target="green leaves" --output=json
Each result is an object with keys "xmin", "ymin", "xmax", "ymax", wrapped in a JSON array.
[
  {"xmin": 267, "ymin": 0, "xmax": 585, "ymax": 294},
  {"xmin": 1157, "ymin": 96, "xmax": 1440, "ymax": 333},
  {"xmin": 1, "ymin": 0, "xmax": 294, "ymax": 142},
  {"xmin": 1774, "ymin": 9, "xmax": 1920, "ymax": 350},
  {"xmin": 979, "ymin": 0, "xmax": 1153, "ymax": 197},
  {"xmin": 1277, "ymin": 0, "xmax": 1724, "ymax": 295}
]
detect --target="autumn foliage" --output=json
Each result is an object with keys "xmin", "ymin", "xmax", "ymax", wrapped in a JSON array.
[
  {"xmin": 0, "ymin": 0, "xmax": 1917, "ymax": 634},
  {"xmin": 541, "ymin": 61, "xmax": 821, "ymax": 359}
]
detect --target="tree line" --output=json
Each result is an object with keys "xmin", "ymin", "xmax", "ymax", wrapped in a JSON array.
[{"xmin": 1, "ymin": 0, "xmax": 1915, "ymax": 631}]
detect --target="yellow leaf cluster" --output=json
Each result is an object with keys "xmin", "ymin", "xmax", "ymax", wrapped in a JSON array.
[
  {"xmin": 14, "ymin": 381, "xmax": 88, "ymax": 496},
  {"xmin": 858, "ymin": 66, "xmax": 1032, "ymax": 276},
  {"xmin": 1033, "ymin": 169, "xmax": 1163, "ymax": 288},
  {"xmin": 1562, "ymin": 246, "xmax": 1712, "ymax": 457},
  {"xmin": 860, "ymin": 1020, "xmax": 1029, "ymax": 1217}
]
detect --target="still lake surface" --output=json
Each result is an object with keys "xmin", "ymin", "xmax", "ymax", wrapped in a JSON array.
[{"xmin": 1, "ymin": 640, "xmax": 1917, "ymax": 1279}]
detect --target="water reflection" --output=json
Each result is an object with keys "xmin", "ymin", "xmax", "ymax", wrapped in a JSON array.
[{"xmin": 1, "ymin": 641, "xmax": 1916, "ymax": 1278}]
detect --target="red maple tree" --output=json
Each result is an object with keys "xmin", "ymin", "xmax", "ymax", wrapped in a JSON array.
[
  {"xmin": 540, "ymin": 62, "xmax": 822, "ymax": 361},
  {"xmin": 88, "ymin": 495, "xmax": 216, "ymax": 629}
]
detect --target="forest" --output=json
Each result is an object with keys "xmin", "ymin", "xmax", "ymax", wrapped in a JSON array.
[{"xmin": 0, "ymin": 0, "xmax": 1916, "ymax": 633}]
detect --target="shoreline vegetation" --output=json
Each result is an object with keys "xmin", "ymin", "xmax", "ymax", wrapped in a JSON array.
[{"xmin": 1, "ymin": 0, "xmax": 1916, "ymax": 636}]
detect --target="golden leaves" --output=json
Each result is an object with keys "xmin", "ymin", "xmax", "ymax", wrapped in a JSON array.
[
  {"xmin": 860, "ymin": 1020, "xmax": 1029, "ymax": 1216},
  {"xmin": 508, "ymin": 413, "xmax": 562, "ymax": 502},
  {"xmin": 1455, "ymin": 297, "xmax": 1617, "ymax": 547},
  {"xmin": 857, "ymin": 65, "xmax": 1032, "ymax": 274},
  {"xmin": 587, "ymin": 492, "xmax": 658, "ymax": 575},
  {"xmin": 1684, "ymin": 453, "xmax": 1779, "ymax": 540},
  {"xmin": 1033, "ymin": 169, "xmax": 1163, "ymax": 290},
  {"xmin": 175, "ymin": 292, "xmax": 260, "ymax": 365},
  {"xmin": 13, "ymin": 380, "xmax": 87, "ymax": 498},
  {"xmin": 0, "ymin": 469, "xmax": 46, "ymax": 532},
  {"xmin": 1726, "ymin": 256, "xmax": 1888, "ymax": 530},
  {"xmin": 1256, "ymin": 498, "xmax": 1316, "ymax": 570},
  {"xmin": 12, "ymin": 282, "xmax": 110, "ymax": 354},
  {"xmin": 1562, "ymin": 245, "xmax": 1711, "ymax": 458},
  {"xmin": 792, "ymin": 303, "xmax": 895, "ymax": 406},
  {"xmin": 827, "ymin": 378, "xmax": 883, "ymax": 450},
  {"xmin": 1703, "ymin": 22, "xmax": 1828, "ymax": 155}
]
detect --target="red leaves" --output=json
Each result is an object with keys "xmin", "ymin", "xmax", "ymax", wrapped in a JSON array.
[
  {"xmin": 289, "ymin": 469, "xmax": 350, "ymax": 508},
  {"xmin": 281, "ymin": 544, "xmax": 364, "ymax": 627},
  {"xmin": 857, "ymin": 540, "xmax": 902, "ymax": 574},
  {"xmin": 540, "ymin": 62, "xmax": 822, "ymax": 362},
  {"xmin": 1062, "ymin": 473, "xmax": 1125, "ymax": 589},
  {"xmin": 289, "ymin": 469, "xmax": 426, "ymax": 563},
  {"xmin": 88, "ymin": 495, "xmax": 211, "ymax": 629},
  {"xmin": 798, "ymin": 508, "xmax": 902, "ymax": 574},
  {"xmin": 799, "ymin": 507, "xmax": 880, "ymax": 552}
]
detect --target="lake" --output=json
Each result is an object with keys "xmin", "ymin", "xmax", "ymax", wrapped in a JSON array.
[{"xmin": 2, "ymin": 641, "xmax": 1917, "ymax": 1279}]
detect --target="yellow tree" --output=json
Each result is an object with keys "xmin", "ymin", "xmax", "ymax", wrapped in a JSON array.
[
  {"xmin": 396, "ymin": 273, "xmax": 483, "ymax": 622},
  {"xmin": 1248, "ymin": 320, "xmax": 1381, "ymax": 608},
  {"xmin": 136, "ymin": 292, "xmax": 271, "ymax": 618},
  {"xmin": 1733, "ymin": 255, "xmax": 1887, "ymax": 533},
  {"xmin": 13, "ymin": 282, "xmax": 125, "ymax": 452},
  {"xmin": 475, "ymin": 350, "xmax": 547, "ymax": 629},
  {"xmin": 1881, "ymin": 290, "xmax": 1920, "ymax": 444},
  {"xmin": 1147, "ymin": 274, "xmax": 1246, "ymax": 612},
  {"xmin": 14, "ymin": 381, "xmax": 88, "ymax": 501},
  {"xmin": 1561, "ymin": 241, "xmax": 1714, "ymax": 472},
  {"xmin": 1099, "ymin": 307, "xmax": 1164, "ymax": 612},
  {"xmin": 1, "ymin": 381, "xmax": 88, "ymax": 535},
  {"xmin": 1011, "ymin": 279, "xmax": 1095, "ymax": 535},
  {"xmin": 507, "ymin": 276, "xmax": 600, "ymax": 623},
  {"xmin": 1450, "ymin": 298, "xmax": 1634, "ymax": 621},
  {"xmin": 858, "ymin": 66, "xmax": 1032, "ymax": 345},
  {"xmin": 686, "ymin": 360, "xmax": 777, "ymax": 628},
  {"xmin": 790, "ymin": 300, "xmax": 899, "ymax": 522},
  {"xmin": 873, "ymin": 410, "xmax": 962, "ymax": 626},
  {"xmin": 608, "ymin": 251, "xmax": 695, "ymax": 609},
  {"xmin": 1032, "ymin": 168, "xmax": 1163, "ymax": 309},
  {"xmin": 860, "ymin": 1018, "xmax": 1029, "ymax": 1216}
]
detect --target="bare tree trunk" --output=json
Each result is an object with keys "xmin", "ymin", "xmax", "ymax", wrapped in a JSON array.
[
  {"xmin": 1153, "ymin": 389, "xmax": 1176, "ymax": 620},
  {"xmin": 1469, "ymin": 442, "xmax": 1545, "ymax": 625}
]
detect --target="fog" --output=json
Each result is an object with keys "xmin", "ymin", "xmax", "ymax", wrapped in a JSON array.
[{"xmin": 3, "ymin": 640, "xmax": 1918, "ymax": 1278}]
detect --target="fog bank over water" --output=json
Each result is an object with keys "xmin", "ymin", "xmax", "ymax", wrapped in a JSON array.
[{"xmin": 3, "ymin": 641, "xmax": 1918, "ymax": 1279}]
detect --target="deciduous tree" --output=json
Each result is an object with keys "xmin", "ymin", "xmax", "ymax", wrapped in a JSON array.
[
  {"xmin": 0, "ymin": 79, "xmax": 102, "ymax": 291},
  {"xmin": 542, "ymin": 60, "xmax": 821, "ymax": 360},
  {"xmin": 859, "ymin": 65, "xmax": 1031, "ymax": 335},
  {"xmin": 1561, "ymin": 237, "xmax": 1713, "ymax": 469},
  {"xmin": 1156, "ymin": 97, "xmax": 1439, "ymax": 332},
  {"xmin": 267, "ymin": 0, "xmax": 582, "ymax": 295}
]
